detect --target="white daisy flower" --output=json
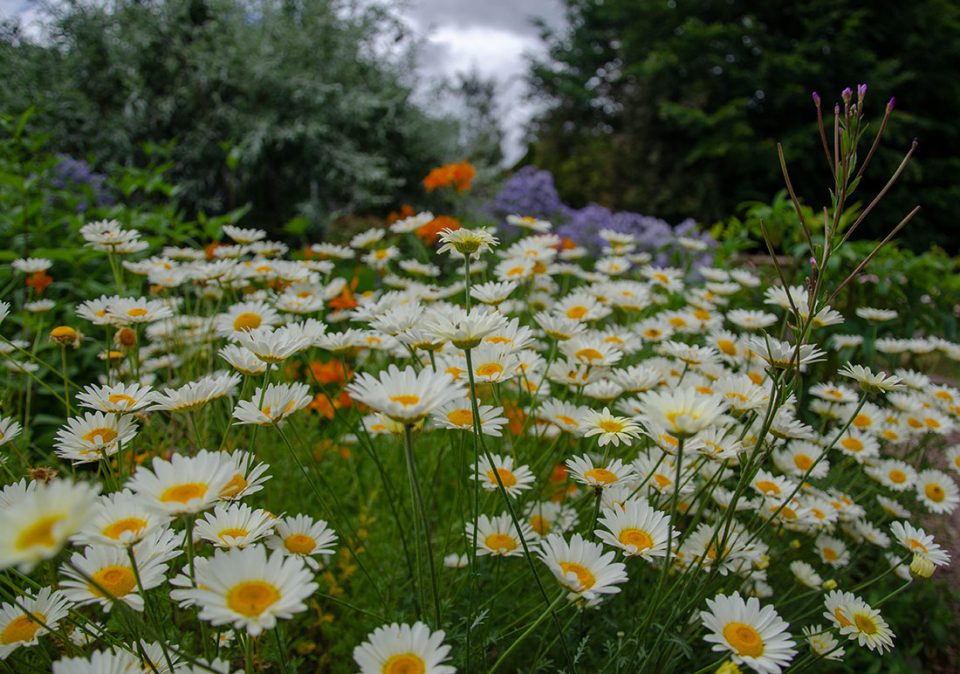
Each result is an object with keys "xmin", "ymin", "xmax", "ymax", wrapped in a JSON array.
[
  {"xmin": 566, "ymin": 455, "xmax": 637, "ymax": 489},
  {"xmin": 232, "ymin": 382, "xmax": 312, "ymax": 426},
  {"xmin": 347, "ymin": 365, "xmax": 464, "ymax": 423},
  {"xmin": 915, "ymin": 469, "xmax": 959, "ymax": 514},
  {"xmin": 472, "ymin": 453, "xmax": 535, "ymax": 497},
  {"xmin": 176, "ymin": 545, "xmax": 317, "ymax": 636},
  {"xmin": 353, "ymin": 621, "xmax": 455, "ymax": 674},
  {"xmin": 266, "ymin": 514, "xmax": 338, "ymax": 569},
  {"xmin": 149, "ymin": 372, "xmax": 241, "ymax": 412},
  {"xmin": 596, "ymin": 499, "xmax": 674, "ymax": 560},
  {"xmin": 195, "ymin": 503, "xmax": 276, "ymax": 549},
  {"xmin": 538, "ymin": 533, "xmax": 628, "ymax": 606},
  {"xmin": 53, "ymin": 411, "xmax": 138, "ymax": 465},
  {"xmin": 465, "ymin": 513, "xmax": 534, "ymax": 557},
  {"xmin": 700, "ymin": 591, "xmax": 797, "ymax": 674},
  {"xmin": 0, "ymin": 586, "xmax": 71, "ymax": 659},
  {"xmin": 75, "ymin": 382, "xmax": 156, "ymax": 414},
  {"xmin": 127, "ymin": 450, "xmax": 234, "ymax": 516}
]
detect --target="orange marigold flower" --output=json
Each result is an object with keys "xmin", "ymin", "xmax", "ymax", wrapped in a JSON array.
[
  {"xmin": 422, "ymin": 160, "xmax": 476, "ymax": 192},
  {"xmin": 204, "ymin": 241, "xmax": 221, "ymax": 260},
  {"xmin": 310, "ymin": 359, "xmax": 350, "ymax": 386},
  {"xmin": 328, "ymin": 277, "xmax": 360, "ymax": 311},
  {"xmin": 26, "ymin": 270, "xmax": 53, "ymax": 294},
  {"xmin": 416, "ymin": 215, "xmax": 461, "ymax": 246}
]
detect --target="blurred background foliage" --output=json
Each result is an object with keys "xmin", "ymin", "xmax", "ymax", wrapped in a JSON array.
[{"xmin": 526, "ymin": 0, "xmax": 960, "ymax": 251}]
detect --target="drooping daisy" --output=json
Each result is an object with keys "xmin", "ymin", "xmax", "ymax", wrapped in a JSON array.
[
  {"xmin": 838, "ymin": 363, "xmax": 904, "ymax": 393},
  {"xmin": 218, "ymin": 344, "xmax": 269, "ymax": 376},
  {"xmin": 915, "ymin": 469, "xmax": 959, "ymax": 514},
  {"xmin": 566, "ymin": 455, "xmax": 637, "ymax": 489},
  {"xmin": 431, "ymin": 401, "xmax": 507, "ymax": 437},
  {"xmin": 579, "ymin": 407, "xmax": 643, "ymax": 447},
  {"xmin": 218, "ymin": 450, "xmax": 272, "ymax": 501},
  {"xmin": 177, "ymin": 546, "xmax": 317, "ymax": 636},
  {"xmin": 53, "ymin": 411, "xmax": 138, "ymax": 464},
  {"xmin": 700, "ymin": 592, "xmax": 797, "ymax": 674},
  {"xmin": 436, "ymin": 227, "xmax": 498, "ymax": 257},
  {"xmin": 232, "ymin": 382, "xmax": 312, "ymax": 426},
  {"xmin": 353, "ymin": 621, "xmax": 455, "ymax": 674},
  {"xmin": 596, "ymin": 499, "xmax": 674, "ymax": 560},
  {"xmin": 51, "ymin": 648, "xmax": 140, "ymax": 673},
  {"xmin": 539, "ymin": 533, "xmax": 628, "ymax": 606},
  {"xmin": 890, "ymin": 521, "xmax": 950, "ymax": 569},
  {"xmin": 749, "ymin": 336, "xmax": 825, "ymax": 370},
  {"xmin": 789, "ymin": 561, "xmax": 823, "ymax": 590},
  {"xmin": 266, "ymin": 514, "xmax": 338, "ymax": 569},
  {"xmin": 75, "ymin": 382, "xmax": 156, "ymax": 414},
  {"xmin": 0, "ymin": 479, "xmax": 100, "ymax": 572},
  {"xmin": 801, "ymin": 625, "xmax": 844, "ymax": 661},
  {"xmin": 0, "ymin": 587, "xmax": 71, "ymax": 660},
  {"xmin": 150, "ymin": 372, "xmax": 241, "ymax": 412},
  {"xmin": 195, "ymin": 503, "xmax": 276, "ymax": 549},
  {"xmin": 424, "ymin": 305, "xmax": 508, "ymax": 349},
  {"xmin": 0, "ymin": 416, "xmax": 23, "ymax": 447},
  {"xmin": 472, "ymin": 454, "xmax": 535, "ymax": 497},
  {"xmin": 465, "ymin": 513, "xmax": 534, "ymax": 557},
  {"xmin": 127, "ymin": 450, "xmax": 234, "ymax": 516},
  {"xmin": 347, "ymin": 365, "xmax": 464, "ymax": 423}
]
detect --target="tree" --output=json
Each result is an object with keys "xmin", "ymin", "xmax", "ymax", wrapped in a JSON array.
[
  {"xmin": 0, "ymin": 0, "xmax": 458, "ymax": 237},
  {"xmin": 527, "ymin": 0, "xmax": 960, "ymax": 250}
]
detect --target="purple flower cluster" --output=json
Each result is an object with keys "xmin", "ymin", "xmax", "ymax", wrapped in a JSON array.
[
  {"xmin": 489, "ymin": 166, "xmax": 715, "ymax": 266},
  {"xmin": 50, "ymin": 155, "xmax": 114, "ymax": 211}
]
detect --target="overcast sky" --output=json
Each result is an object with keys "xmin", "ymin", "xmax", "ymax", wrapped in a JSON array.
[{"xmin": 1, "ymin": 0, "xmax": 567, "ymax": 163}]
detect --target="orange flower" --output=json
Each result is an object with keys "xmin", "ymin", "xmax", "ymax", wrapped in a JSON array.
[
  {"xmin": 387, "ymin": 204, "xmax": 415, "ymax": 225},
  {"xmin": 328, "ymin": 277, "xmax": 359, "ymax": 311},
  {"xmin": 308, "ymin": 391, "xmax": 352, "ymax": 420},
  {"xmin": 26, "ymin": 270, "xmax": 52, "ymax": 294},
  {"xmin": 558, "ymin": 237, "xmax": 578, "ymax": 250},
  {"xmin": 310, "ymin": 359, "xmax": 350, "ymax": 386},
  {"xmin": 204, "ymin": 241, "xmax": 221, "ymax": 260},
  {"xmin": 422, "ymin": 161, "xmax": 476, "ymax": 192},
  {"xmin": 416, "ymin": 215, "xmax": 460, "ymax": 246},
  {"xmin": 502, "ymin": 400, "xmax": 527, "ymax": 436}
]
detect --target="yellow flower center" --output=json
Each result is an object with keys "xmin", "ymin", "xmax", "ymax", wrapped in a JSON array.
[
  {"xmin": 226, "ymin": 580, "xmax": 281, "ymax": 617},
  {"xmin": 126, "ymin": 307, "xmax": 149, "ymax": 317},
  {"xmin": 220, "ymin": 473, "xmax": 248, "ymax": 498},
  {"xmin": 841, "ymin": 437, "xmax": 863, "ymax": 452},
  {"xmin": 598, "ymin": 419, "xmax": 626, "ymax": 434},
  {"xmin": 284, "ymin": 534, "xmax": 317, "ymax": 555},
  {"xmin": 16, "ymin": 515, "xmax": 64, "ymax": 551},
  {"xmin": 487, "ymin": 467, "xmax": 517, "ymax": 488},
  {"xmin": 834, "ymin": 607, "xmax": 851, "ymax": 627},
  {"xmin": 794, "ymin": 455, "xmax": 813, "ymax": 471},
  {"xmin": 389, "ymin": 395, "xmax": 421, "ymax": 407},
  {"xmin": 102, "ymin": 517, "xmax": 148, "ymax": 540},
  {"xmin": 717, "ymin": 339, "xmax": 736, "ymax": 356},
  {"xmin": 888, "ymin": 470, "xmax": 907, "ymax": 484},
  {"xmin": 722, "ymin": 622, "xmax": 764, "ymax": 658},
  {"xmin": 566, "ymin": 306, "xmax": 588, "ymax": 320},
  {"xmin": 618, "ymin": 528, "xmax": 653, "ymax": 552},
  {"xmin": 233, "ymin": 313, "xmax": 262, "ymax": 332},
  {"xmin": 160, "ymin": 482, "xmax": 208, "ymax": 504},
  {"xmin": 755, "ymin": 480, "xmax": 780, "ymax": 495},
  {"xmin": 107, "ymin": 393, "xmax": 137, "ymax": 407},
  {"xmin": 925, "ymin": 483, "xmax": 945, "ymax": 503},
  {"xmin": 219, "ymin": 527, "xmax": 249, "ymax": 542},
  {"xmin": 486, "ymin": 335, "xmax": 511, "ymax": 345},
  {"xmin": 476, "ymin": 362, "xmax": 504, "ymax": 378},
  {"xmin": 823, "ymin": 547, "xmax": 838, "ymax": 562},
  {"xmin": 908, "ymin": 537, "xmax": 928, "ymax": 553},
  {"xmin": 89, "ymin": 565, "xmax": 136, "ymax": 598},
  {"xmin": 82, "ymin": 427, "xmax": 118, "ymax": 444},
  {"xmin": 382, "ymin": 653, "xmax": 426, "ymax": 674},
  {"xmin": 576, "ymin": 348, "xmax": 604, "ymax": 362},
  {"xmin": 852, "ymin": 413, "xmax": 871, "ymax": 428},
  {"xmin": 484, "ymin": 533, "xmax": 517, "ymax": 554},
  {"xmin": 530, "ymin": 515, "xmax": 550, "ymax": 535},
  {"xmin": 559, "ymin": 562, "xmax": 595, "ymax": 591},
  {"xmin": 446, "ymin": 409, "xmax": 473, "ymax": 427},
  {"xmin": 583, "ymin": 468, "xmax": 618, "ymax": 485},
  {"xmin": 853, "ymin": 613, "xmax": 878, "ymax": 635},
  {"xmin": 1, "ymin": 613, "xmax": 45, "ymax": 645}
]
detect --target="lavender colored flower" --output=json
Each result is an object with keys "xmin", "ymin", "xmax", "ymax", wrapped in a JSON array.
[{"xmin": 50, "ymin": 155, "xmax": 114, "ymax": 211}]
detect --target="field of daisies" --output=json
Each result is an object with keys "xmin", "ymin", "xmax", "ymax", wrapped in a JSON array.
[{"xmin": 1, "ymin": 92, "xmax": 960, "ymax": 674}]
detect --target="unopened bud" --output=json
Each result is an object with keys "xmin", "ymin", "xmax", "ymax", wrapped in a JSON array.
[
  {"xmin": 822, "ymin": 579, "xmax": 838, "ymax": 590},
  {"xmin": 809, "ymin": 256, "xmax": 817, "ymax": 270},
  {"xmin": 857, "ymin": 83, "xmax": 868, "ymax": 101},
  {"xmin": 910, "ymin": 553, "xmax": 934, "ymax": 579},
  {"xmin": 812, "ymin": 91, "xmax": 821, "ymax": 107},
  {"xmin": 115, "ymin": 327, "xmax": 137, "ymax": 348},
  {"xmin": 716, "ymin": 662, "xmax": 743, "ymax": 674},
  {"xmin": 49, "ymin": 325, "xmax": 81, "ymax": 348},
  {"xmin": 887, "ymin": 97, "xmax": 896, "ymax": 111},
  {"xmin": 789, "ymin": 539, "xmax": 801, "ymax": 550},
  {"xmin": 841, "ymin": 87, "xmax": 853, "ymax": 102}
]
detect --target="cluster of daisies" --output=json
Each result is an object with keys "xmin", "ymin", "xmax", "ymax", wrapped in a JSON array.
[{"xmin": 1, "ymin": 212, "xmax": 958, "ymax": 673}]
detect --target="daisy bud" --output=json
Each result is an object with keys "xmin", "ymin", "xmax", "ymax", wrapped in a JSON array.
[
  {"xmin": 822, "ymin": 579, "xmax": 837, "ymax": 590},
  {"xmin": 49, "ymin": 325, "xmax": 81, "ymax": 348},
  {"xmin": 789, "ymin": 539, "xmax": 801, "ymax": 550},
  {"xmin": 715, "ymin": 662, "xmax": 743, "ymax": 674},
  {"xmin": 910, "ymin": 553, "xmax": 934, "ymax": 579},
  {"xmin": 115, "ymin": 327, "xmax": 137, "ymax": 348}
]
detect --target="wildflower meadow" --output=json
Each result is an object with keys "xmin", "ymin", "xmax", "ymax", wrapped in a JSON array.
[{"xmin": 1, "ymin": 83, "xmax": 959, "ymax": 674}]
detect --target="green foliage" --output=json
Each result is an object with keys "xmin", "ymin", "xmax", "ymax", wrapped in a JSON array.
[
  {"xmin": 528, "ymin": 0, "xmax": 960, "ymax": 250},
  {"xmin": 0, "ymin": 0, "xmax": 457, "ymax": 237}
]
